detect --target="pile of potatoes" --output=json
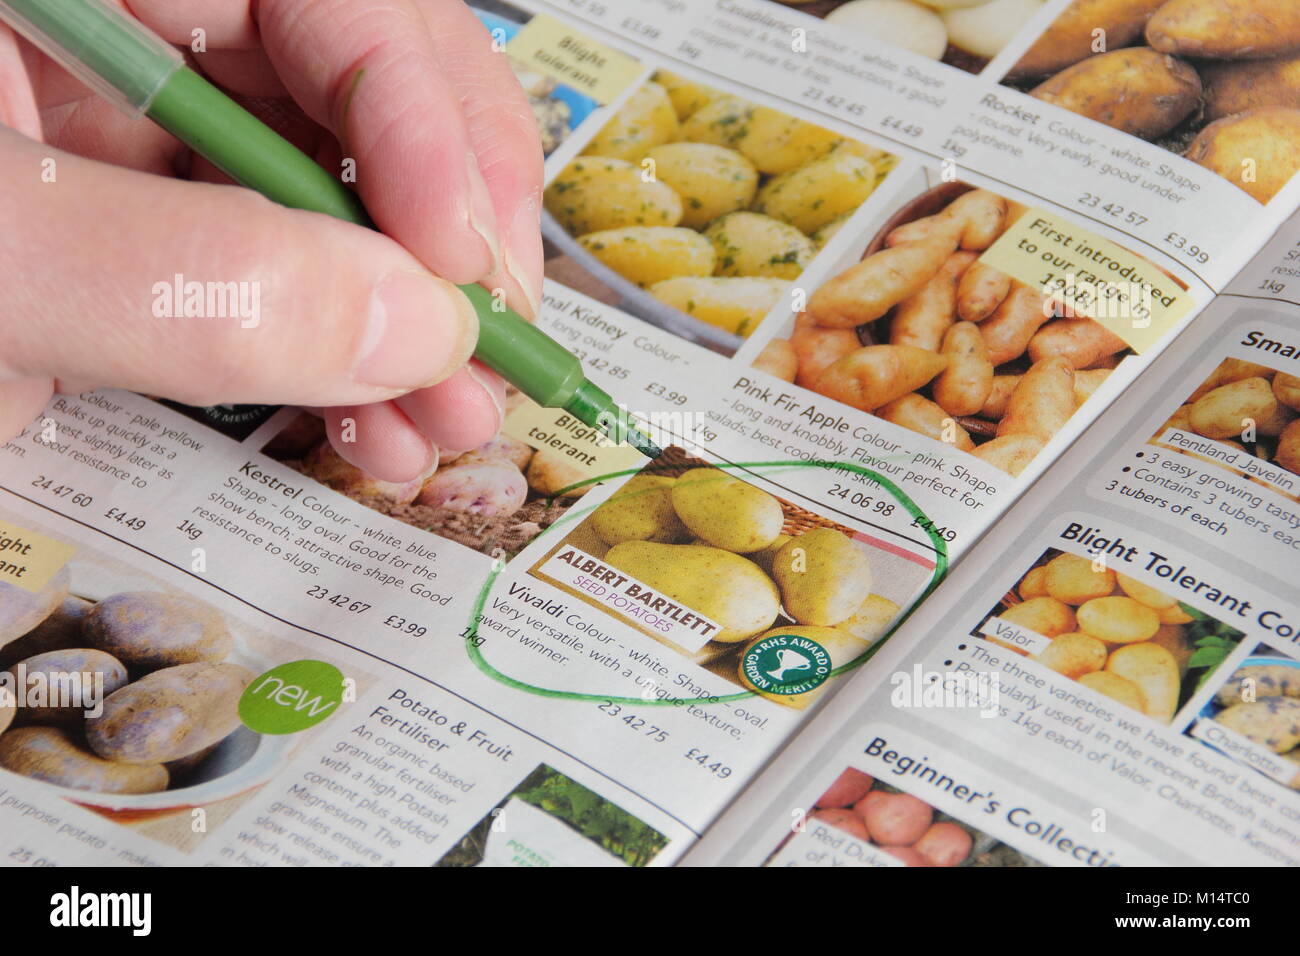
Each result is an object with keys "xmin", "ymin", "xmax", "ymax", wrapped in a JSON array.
[
  {"xmin": 0, "ymin": 575, "xmax": 252, "ymax": 796},
  {"xmin": 1005, "ymin": 0, "xmax": 1300, "ymax": 203},
  {"xmin": 780, "ymin": 0, "xmax": 1045, "ymax": 67},
  {"xmin": 753, "ymin": 187, "xmax": 1124, "ymax": 476},
  {"xmin": 568, "ymin": 463, "xmax": 900, "ymax": 707},
  {"xmin": 1159, "ymin": 358, "xmax": 1300, "ymax": 478},
  {"xmin": 544, "ymin": 71, "xmax": 895, "ymax": 338},
  {"xmin": 810, "ymin": 768, "xmax": 975, "ymax": 866},
  {"xmin": 991, "ymin": 551, "xmax": 1202, "ymax": 722},
  {"xmin": 1207, "ymin": 661, "xmax": 1300, "ymax": 789},
  {"xmin": 269, "ymin": 406, "xmax": 591, "ymax": 557}
]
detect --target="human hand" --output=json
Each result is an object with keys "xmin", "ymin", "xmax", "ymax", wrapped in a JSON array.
[{"xmin": 0, "ymin": 0, "xmax": 544, "ymax": 480}]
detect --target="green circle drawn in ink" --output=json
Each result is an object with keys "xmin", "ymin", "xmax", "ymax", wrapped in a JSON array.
[
  {"xmin": 238, "ymin": 659, "xmax": 346, "ymax": 734},
  {"xmin": 463, "ymin": 459, "xmax": 949, "ymax": 707},
  {"xmin": 741, "ymin": 634, "xmax": 833, "ymax": 695}
]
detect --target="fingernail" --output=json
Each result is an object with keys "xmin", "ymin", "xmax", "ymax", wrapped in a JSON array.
[
  {"xmin": 504, "ymin": 194, "xmax": 544, "ymax": 319},
  {"xmin": 466, "ymin": 152, "xmax": 502, "ymax": 273},
  {"xmin": 354, "ymin": 272, "xmax": 477, "ymax": 389},
  {"xmin": 465, "ymin": 360, "xmax": 506, "ymax": 432}
]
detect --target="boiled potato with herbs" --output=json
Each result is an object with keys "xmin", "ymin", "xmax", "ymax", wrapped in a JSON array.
[
  {"xmin": 811, "ymin": 211, "xmax": 855, "ymax": 250},
  {"xmin": 1043, "ymin": 553, "xmax": 1115, "ymax": 605},
  {"xmin": 654, "ymin": 70, "xmax": 718, "ymax": 120},
  {"xmin": 590, "ymin": 475, "xmax": 687, "ymax": 546},
  {"xmin": 1215, "ymin": 697, "xmax": 1300, "ymax": 752},
  {"xmin": 649, "ymin": 277, "xmax": 789, "ymax": 336},
  {"xmin": 735, "ymin": 108, "xmax": 842, "ymax": 175},
  {"xmin": 86, "ymin": 662, "xmax": 254, "ymax": 764},
  {"xmin": 85, "ymin": 591, "xmax": 232, "ymax": 670},
  {"xmin": 773, "ymin": 528, "xmax": 873, "ymax": 626},
  {"xmin": 604, "ymin": 542, "xmax": 780, "ymax": 643},
  {"xmin": 544, "ymin": 157, "xmax": 683, "ymax": 234},
  {"xmin": 582, "ymin": 82, "xmax": 679, "ymax": 162},
  {"xmin": 670, "ymin": 469, "xmax": 783, "ymax": 553},
  {"xmin": 680, "ymin": 95, "xmax": 755, "ymax": 148},
  {"xmin": 753, "ymin": 151, "xmax": 880, "ymax": 234},
  {"xmin": 643, "ymin": 143, "xmax": 758, "ymax": 229},
  {"xmin": 704, "ymin": 212, "xmax": 815, "ymax": 279},
  {"xmin": 578, "ymin": 227, "xmax": 715, "ymax": 287},
  {"xmin": 0, "ymin": 726, "xmax": 169, "ymax": 794},
  {"xmin": 1076, "ymin": 596, "xmax": 1160, "ymax": 644}
]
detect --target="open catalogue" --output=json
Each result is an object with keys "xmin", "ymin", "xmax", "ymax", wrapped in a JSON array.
[{"xmin": 2, "ymin": 0, "xmax": 1300, "ymax": 868}]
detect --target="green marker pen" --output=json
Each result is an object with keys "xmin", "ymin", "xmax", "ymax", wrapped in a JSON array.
[{"xmin": 0, "ymin": 0, "xmax": 662, "ymax": 458}]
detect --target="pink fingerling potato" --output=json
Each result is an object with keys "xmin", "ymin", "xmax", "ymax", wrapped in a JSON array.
[
  {"xmin": 915, "ymin": 822, "xmax": 973, "ymax": 866},
  {"xmin": 862, "ymin": 791, "xmax": 933, "ymax": 846}
]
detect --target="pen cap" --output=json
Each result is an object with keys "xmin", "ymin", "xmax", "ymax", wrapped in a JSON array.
[{"xmin": 0, "ymin": 0, "xmax": 181, "ymax": 116}]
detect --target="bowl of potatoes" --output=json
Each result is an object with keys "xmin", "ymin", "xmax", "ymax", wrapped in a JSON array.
[
  {"xmin": 543, "ymin": 70, "xmax": 895, "ymax": 355},
  {"xmin": 0, "ymin": 569, "xmax": 295, "ymax": 819}
]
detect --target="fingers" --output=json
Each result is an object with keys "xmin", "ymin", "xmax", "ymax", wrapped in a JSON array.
[
  {"xmin": 0, "ymin": 25, "xmax": 41, "ymax": 139},
  {"xmin": 322, "ymin": 403, "xmax": 434, "ymax": 483},
  {"xmin": 394, "ymin": 360, "xmax": 506, "ymax": 453},
  {"xmin": 417, "ymin": 0, "xmax": 545, "ymax": 318},
  {"xmin": 0, "ymin": 378, "xmax": 54, "ymax": 442},
  {"xmin": 0, "ymin": 128, "xmax": 477, "ymax": 407}
]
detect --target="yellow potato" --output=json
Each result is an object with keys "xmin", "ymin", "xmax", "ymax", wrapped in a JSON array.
[
  {"xmin": 998, "ymin": 357, "xmax": 1076, "ymax": 442},
  {"xmin": 1146, "ymin": 0, "xmax": 1300, "ymax": 61},
  {"xmin": 648, "ymin": 276, "xmax": 789, "ymax": 337},
  {"xmin": 1278, "ymin": 419, "xmax": 1300, "ymax": 473},
  {"xmin": 1150, "ymin": 624, "xmax": 1193, "ymax": 678},
  {"xmin": 680, "ymin": 95, "xmax": 754, "ymax": 147},
  {"xmin": 790, "ymin": 312, "xmax": 862, "ymax": 391},
  {"xmin": 1037, "ymin": 633, "xmax": 1108, "ymax": 679},
  {"xmin": 544, "ymin": 157, "xmax": 683, "ymax": 234},
  {"xmin": 813, "ymin": 345, "xmax": 948, "ymax": 412},
  {"xmin": 1115, "ymin": 572, "xmax": 1178, "ymax": 610},
  {"xmin": 980, "ymin": 375, "xmax": 1020, "ymax": 420},
  {"xmin": 773, "ymin": 528, "xmax": 874, "ymax": 626},
  {"xmin": 956, "ymin": 260, "xmax": 1011, "ymax": 323},
  {"xmin": 1028, "ymin": 319, "xmax": 1128, "ymax": 369},
  {"xmin": 1073, "ymin": 368, "xmax": 1112, "ymax": 407},
  {"xmin": 1190, "ymin": 358, "xmax": 1276, "ymax": 401},
  {"xmin": 752, "ymin": 151, "xmax": 880, "ymax": 234},
  {"xmin": 736, "ymin": 108, "xmax": 842, "ymax": 175},
  {"xmin": 1019, "ymin": 565, "xmax": 1049, "ymax": 600},
  {"xmin": 890, "ymin": 252, "xmax": 976, "ymax": 352},
  {"xmin": 1202, "ymin": 55, "xmax": 1300, "ymax": 122},
  {"xmin": 1077, "ymin": 596, "xmax": 1160, "ymax": 644},
  {"xmin": 582, "ymin": 82, "xmax": 679, "ymax": 162},
  {"xmin": 704, "ymin": 212, "xmax": 815, "ymax": 279},
  {"xmin": 933, "ymin": 321, "xmax": 994, "ymax": 417},
  {"xmin": 1273, "ymin": 372, "xmax": 1300, "ymax": 411},
  {"xmin": 1185, "ymin": 108, "xmax": 1300, "ymax": 204},
  {"xmin": 1077, "ymin": 671, "xmax": 1144, "ymax": 711},
  {"xmin": 980, "ymin": 284, "xmax": 1053, "ymax": 366},
  {"xmin": 1106, "ymin": 642, "xmax": 1180, "ymax": 721},
  {"xmin": 969, "ymin": 434, "xmax": 1045, "ymax": 476},
  {"xmin": 839, "ymin": 594, "xmax": 901, "ymax": 646},
  {"xmin": 643, "ymin": 143, "xmax": 758, "ymax": 229},
  {"xmin": 877, "ymin": 393, "xmax": 975, "ymax": 451},
  {"xmin": 589, "ymin": 474, "xmax": 687, "ymax": 546},
  {"xmin": 752, "ymin": 339, "xmax": 798, "ymax": 382},
  {"xmin": 1157, "ymin": 603, "xmax": 1194, "ymax": 625},
  {"xmin": 578, "ymin": 227, "xmax": 715, "ymax": 287},
  {"xmin": 1007, "ymin": 0, "xmax": 1169, "ymax": 80},
  {"xmin": 1031, "ymin": 48, "xmax": 1202, "ymax": 140},
  {"xmin": 654, "ymin": 70, "xmax": 718, "ymax": 120},
  {"xmin": 808, "ymin": 232, "xmax": 958, "ymax": 327},
  {"xmin": 1044, "ymin": 552, "xmax": 1116, "ymax": 605},
  {"xmin": 1188, "ymin": 377, "xmax": 1277, "ymax": 440},
  {"xmin": 1000, "ymin": 596, "xmax": 1076, "ymax": 638},
  {"xmin": 670, "ymin": 468, "xmax": 784, "ymax": 553}
]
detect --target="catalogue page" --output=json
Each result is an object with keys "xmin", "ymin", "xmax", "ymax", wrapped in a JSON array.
[
  {"xmin": 1, "ymin": 0, "xmax": 1299, "ymax": 869},
  {"xmin": 683, "ymin": 220, "xmax": 1300, "ymax": 868}
]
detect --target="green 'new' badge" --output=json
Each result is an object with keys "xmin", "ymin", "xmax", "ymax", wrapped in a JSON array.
[{"xmin": 238, "ymin": 660, "xmax": 346, "ymax": 734}]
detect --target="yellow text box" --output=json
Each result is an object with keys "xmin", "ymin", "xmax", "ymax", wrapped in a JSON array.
[
  {"xmin": 0, "ymin": 519, "xmax": 74, "ymax": 592},
  {"xmin": 504, "ymin": 400, "xmax": 643, "ymax": 491},
  {"xmin": 505, "ymin": 14, "xmax": 642, "ymax": 106},
  {"xmin": 979, "ymin": 209, "xmax": 1194, "ymax": 353}
]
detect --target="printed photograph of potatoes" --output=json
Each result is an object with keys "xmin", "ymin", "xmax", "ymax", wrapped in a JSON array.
[
  {"xmin": 0, "ymin": 530, "xmax": 351, "ymax": 851},
  {"xmin": 1153, "ymin": 356, "xmax": 1300, "ymax": 501},
  {"xmin": 1001, "ymin": 0, "xmax": 1300, "ymax": 203},
  {"xmin": 775, "ymin": 0, "xmax": 1047, "ymax": 75},
  {"xmin": 261, "ymin": 401, "xmax": 593, "ymax": 563},
  {"xmin": 542, "ymin": 70, "xmax": 897, "ymax": 354},
  {"xmin": 1192, "ymin": 647, "xmax": 1300, "ymax": 793},
  {"xmin": 530, "ymin": 448, "xmax": 933, "ymax": 708},
  {"xmin": 751, "ymin": 182, "xmax": 1166, "ymax": 476},
  {"xmin": 768, "ymin": 768, "xmax": 1039, "ymax": 866},
  {"xmin": 976, "ymin": 548, "xmax": 1244, "ymax": 722}
]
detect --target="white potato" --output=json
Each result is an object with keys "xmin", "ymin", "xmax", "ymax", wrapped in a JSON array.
[
  {"xmin": 824, "ymin": 0, "xmax": 948, "ymax": 60},
  {"xmin": 943, "ymin": 0, "xmax": 1045, "ymax": 59}
]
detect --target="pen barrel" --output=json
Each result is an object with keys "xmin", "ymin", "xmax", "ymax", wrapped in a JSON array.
[
  {"xmin": 0, "ymin": 0, "xmax": 181, "ymax": 115},
  {"xmin": 462, "ymin": 286, "xmax": 586, "ymax": 408}
]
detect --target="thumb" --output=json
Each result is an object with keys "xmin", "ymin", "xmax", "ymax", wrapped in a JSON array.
[{"xmin": 0, "ymin": 128, "xmax": 479, "ymax": 415}]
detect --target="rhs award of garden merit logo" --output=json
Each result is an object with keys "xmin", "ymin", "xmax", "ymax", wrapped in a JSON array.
[{"xmin": 741, "ymin": 634, "xmax": 832, "ymax": 696}]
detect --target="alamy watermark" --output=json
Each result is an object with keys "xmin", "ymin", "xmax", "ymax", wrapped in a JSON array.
[{"xmin": 152, "ymin": 273, "xmax": 260, "ymax": 328}]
